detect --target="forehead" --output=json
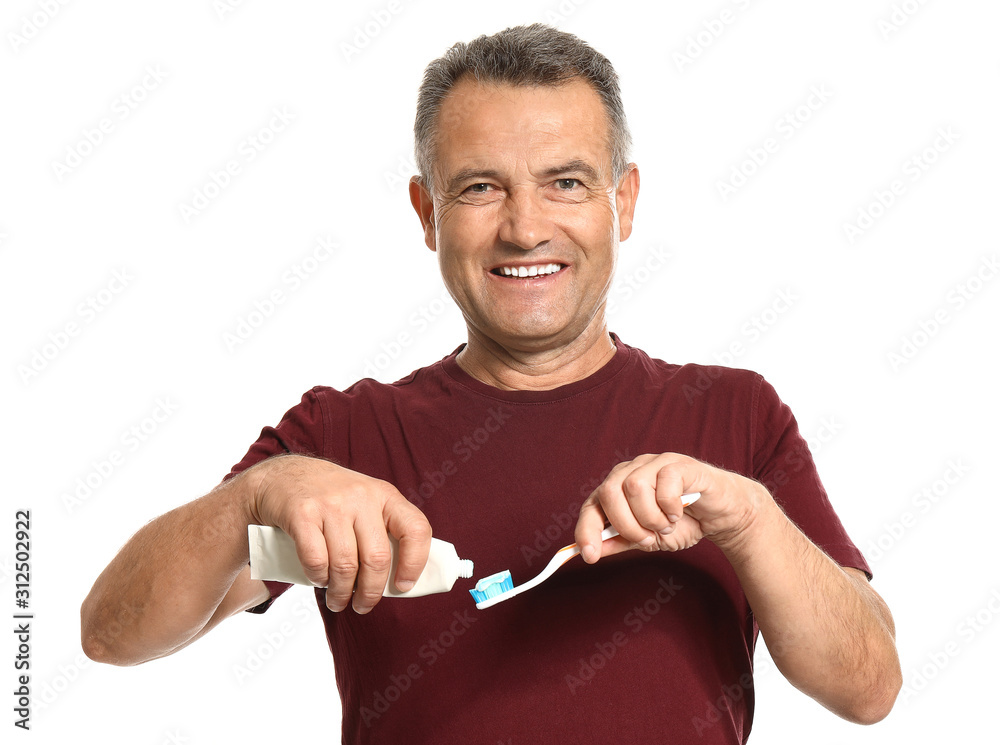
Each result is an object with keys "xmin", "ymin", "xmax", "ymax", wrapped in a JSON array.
[{"xmin": 433, "ymin": 77, "xmax": 612, "ymax": 180}]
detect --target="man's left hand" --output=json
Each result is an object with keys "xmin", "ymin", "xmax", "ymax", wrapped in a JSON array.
[{"xmin": 574, "ymin": 453, "xmax": 767, "ymax": 563}]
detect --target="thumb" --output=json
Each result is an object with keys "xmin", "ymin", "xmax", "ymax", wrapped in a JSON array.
[
  {"xmin": 383, "ymin": 495, "xmax": 432, "ymax": 591},
  {"xmin": 574, "ymin": 498, "xmax": 610, "ymax": 564}
]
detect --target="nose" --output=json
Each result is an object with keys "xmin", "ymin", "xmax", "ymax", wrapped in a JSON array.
[{"xmin": 497, "ymin": 187, "xmax": 555, "ymax": 251}]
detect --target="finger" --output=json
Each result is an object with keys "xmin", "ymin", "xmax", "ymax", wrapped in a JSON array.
[
  {"xmin": 383, "ymin": 496, "xmax": 433, "ymax": 591},
  {"xmin": 593, "ymin": 533, "xmax": 636, "ymax": 560},
  {"xmin": 592, "ymin": 476, "xmax": 657, "ymax": 549},
  {"xmin": 286, "ymin": 521, "xmax": 332, "ymax": 588},
  {"xmin": 352, "ymin": 515, "xmax": 394, "ymax": 614},
  {"xmin": 622, "ymin": 465, "xmax": 674, "ymax": 535},
  {"xmin": 655, "ymin": 465, "xmax": 686, "ymax": 524},
  {"xmin": 574, "ymin": 497, "xmax": 609, "ymax": 564},
  {"xmin": 653, "ymin": 514, "xmax": 704, "ymax": 552},
  {"xmin": 323, "ymin": 520, "xmax": 360, "ymax": 613}
]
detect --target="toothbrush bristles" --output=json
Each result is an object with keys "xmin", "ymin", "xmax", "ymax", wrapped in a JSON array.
[{"xmin": 469, "ymin": 570, "xmax": 514, "ymax": 604}]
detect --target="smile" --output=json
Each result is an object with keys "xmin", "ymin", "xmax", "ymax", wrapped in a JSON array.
[{"xmin": 490, "ymin": 263, "xmax": 565, "ymax": 278}]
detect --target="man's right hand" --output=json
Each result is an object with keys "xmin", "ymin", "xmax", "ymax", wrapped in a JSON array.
[{"xmin": 244, "ymin": 454, "xmax": 433, "ymax": 614}]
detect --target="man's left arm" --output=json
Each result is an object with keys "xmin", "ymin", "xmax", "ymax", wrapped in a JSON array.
[{"xmin": 575, "ymin": 453, "xmax": 902, "ymax": 724}]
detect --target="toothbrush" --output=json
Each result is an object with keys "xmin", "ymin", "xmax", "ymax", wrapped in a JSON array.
[{"xmin": 470, "ymin": 492, "xmax": 701, "ymax": 610}]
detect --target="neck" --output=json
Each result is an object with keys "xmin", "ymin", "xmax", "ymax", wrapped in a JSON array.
[{"xmin": 456, "ymin": 322, "xmax": 617, "ymax": 391}]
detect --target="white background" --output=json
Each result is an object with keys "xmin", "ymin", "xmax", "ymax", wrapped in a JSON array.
[{"xmin": 2, "ymin": 0, "xmax": 998, "ymax": 742}]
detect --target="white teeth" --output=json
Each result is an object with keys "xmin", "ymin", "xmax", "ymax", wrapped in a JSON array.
[{"xmin": 498, "ymin": 263, "xmax": 562, "ymax": 277}]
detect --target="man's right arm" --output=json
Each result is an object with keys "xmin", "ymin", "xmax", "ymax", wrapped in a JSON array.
[{"xmin": 80, "ymin": 454, "xmax": 432, "ymax": 666}]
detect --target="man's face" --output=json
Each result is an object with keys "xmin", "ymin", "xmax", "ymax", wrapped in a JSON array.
[{"xmin": 410, "ymin": 77, "xmax": 639, "ymax": 353}]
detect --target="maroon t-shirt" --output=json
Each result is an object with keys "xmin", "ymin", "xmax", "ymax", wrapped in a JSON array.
[{"xmin": 230, "ymin": 335, "xmax": 869, "ymax": 744}]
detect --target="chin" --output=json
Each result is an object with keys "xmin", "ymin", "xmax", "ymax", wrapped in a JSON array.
[{"xmin": 491, "ymin": 322, "xmax": 583, "ymax": 350}]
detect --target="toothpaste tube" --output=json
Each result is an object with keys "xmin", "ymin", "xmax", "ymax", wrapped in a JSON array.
[{"xmin": 248, "ymin": 525, "xmax": 473, "ymax": 598}]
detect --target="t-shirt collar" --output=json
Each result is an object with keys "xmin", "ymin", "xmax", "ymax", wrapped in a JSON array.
[{"xmin": 440, "ymin": 332, "xmax": 632, "ymax": 403}]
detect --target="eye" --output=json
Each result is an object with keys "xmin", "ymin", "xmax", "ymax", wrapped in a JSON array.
[
  {"xmin": 467, "ymin": 183, "xmax": 492, "ymax": 193},
  {"xmin": 556, "ymin": 178, "xmax": 581, "ymax": 190}
]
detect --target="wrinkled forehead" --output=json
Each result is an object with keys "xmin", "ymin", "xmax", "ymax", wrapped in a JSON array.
[{"xmin": 431, "ymin": 77, "xmax": 614, "ymax": 187}]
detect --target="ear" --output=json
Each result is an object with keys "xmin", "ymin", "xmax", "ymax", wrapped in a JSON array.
[
  {"xmin": 409, "ymin": 176, "xmax": 437, "ymax": 252},
  {"xmin": 615, "ymin": 164, "xmax": 640, "ymax": 242}
]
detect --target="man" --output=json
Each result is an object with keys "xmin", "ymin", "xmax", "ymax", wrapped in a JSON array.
[{"xmin": 81, "ymin": 23, "xmax": 901, "ymax": 743}]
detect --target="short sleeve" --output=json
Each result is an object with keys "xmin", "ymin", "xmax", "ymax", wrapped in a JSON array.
[
  {"xmin": 225, "ymin": 388, "xmax": 329, "ymax": 612},
  {"xmin": 225, "ymin": 387, "xmax": 328, "ymax": 480},
  {"xmin": 750, "ymin": 376, "xmax": 872, "ymax": 579}
]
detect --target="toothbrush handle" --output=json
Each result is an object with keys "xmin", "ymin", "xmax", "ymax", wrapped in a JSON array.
[
  {"xmin": 477, "ymin": 493, "xmax": 703, "ymax": 609},
  {"xmin": 536, "ymin": 492, "xmax": 702, "ymax": 574},
  {"xmin": 572, "ymin": 492, "xmax": 700, "ymax": 550}
]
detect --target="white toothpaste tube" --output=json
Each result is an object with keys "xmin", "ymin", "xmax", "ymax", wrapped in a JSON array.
[{"xmin": 248, "ymin": 525, "xmax": 474, "ymax": 598}]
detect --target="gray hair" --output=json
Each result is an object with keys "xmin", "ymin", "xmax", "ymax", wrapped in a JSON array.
[{"xmin": 413, "ymin": 23, "xmax": 632, "ymax": 193}]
